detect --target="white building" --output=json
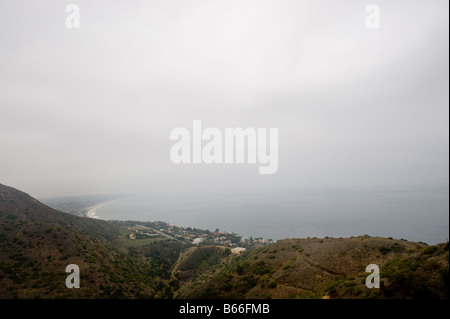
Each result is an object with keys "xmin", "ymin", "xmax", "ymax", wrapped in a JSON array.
[{"xmin": 192, "ymin": 238, "xmax": 204, "ymax": 245}]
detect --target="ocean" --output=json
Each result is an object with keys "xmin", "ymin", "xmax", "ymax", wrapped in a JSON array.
[{"xmin": 94, "ymin": 185, "xmax": 449, "ymax": 245}]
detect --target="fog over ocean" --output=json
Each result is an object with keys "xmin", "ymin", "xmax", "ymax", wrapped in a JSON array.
[
  {"xmin": 93, "ymin": 185, "xmax": 449, "ymax": 245},
  {"xmin": 2, "ymin": 2, "xmax": 448, "ymax": 249}
]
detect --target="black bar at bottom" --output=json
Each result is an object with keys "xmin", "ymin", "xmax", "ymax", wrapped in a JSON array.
[{"xmin": 0, "ymin": 299, "xmax": 446, "ymax": 318}]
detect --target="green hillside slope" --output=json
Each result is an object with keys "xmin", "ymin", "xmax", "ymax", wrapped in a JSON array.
[
  {"xmin": 1, "ymin": 183, "xmax": 448, "ymax": 299},
  {"xmin": 177, "ymin": 236, "xmax": 448, "ymax": 299},
  {"xmin": 0, "ymin": 183, "xmax": 169, "ymax": 298}
]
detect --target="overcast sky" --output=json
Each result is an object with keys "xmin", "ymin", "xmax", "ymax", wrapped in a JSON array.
[{"xmin": 0, "ymin": 0, "xmax": 448, "ymax": 198}]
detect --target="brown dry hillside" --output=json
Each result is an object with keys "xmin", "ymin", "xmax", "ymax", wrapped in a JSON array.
[{"xmin": 177, "ymin": 236, "xmax": 449, "ymax": 299}]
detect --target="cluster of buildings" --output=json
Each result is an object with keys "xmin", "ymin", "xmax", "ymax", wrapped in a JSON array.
[{"xmin": 125, "ymin": 221, "xmax": 272, "ymax": 250}]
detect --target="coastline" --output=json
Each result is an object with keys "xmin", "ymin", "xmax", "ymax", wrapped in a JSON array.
[{"xmin": 83, "ymin": 199, "xmax": 124, "ymax": 219}]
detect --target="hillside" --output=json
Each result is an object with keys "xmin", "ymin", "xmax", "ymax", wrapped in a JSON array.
[
  {"xmin": 40, "ymin": 194, "xmax": 128, "ymax": 217},
  {"xmin": 0, "ymin": 182, "xmax": 448, "ymax": 299},
  {"xmin": 176, "ymin": 236, "xmax": 449, "ymax": 299},
  {"xmin": 0, "ymin": 183, "xmax": 171, "ymax": 298}
]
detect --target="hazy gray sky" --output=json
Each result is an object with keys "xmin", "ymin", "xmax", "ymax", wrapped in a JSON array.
[{"xmin": 0, "ymin": 0, "xmax": 448, "ymax": 198}]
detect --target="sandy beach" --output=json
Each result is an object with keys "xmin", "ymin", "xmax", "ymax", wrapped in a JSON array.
[{"xmin": 84, "ymin": 199, "xmax": 123, "ymax": 219}]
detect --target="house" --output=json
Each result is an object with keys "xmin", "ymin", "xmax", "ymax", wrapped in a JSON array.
[{"xmin": 192, "ymin": 238, "xmax": 204, "ymax": 245}]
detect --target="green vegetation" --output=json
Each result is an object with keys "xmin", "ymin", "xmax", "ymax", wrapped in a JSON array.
[
  {"xmin": 282, "ymin": 256, "xmax": 297, "ymax": 270},
  {"xmin": 0, "ymin": 183, "xmax": 168, "ymax": 298},
  {"xmin": 378, "ymin": 243, "xmax": 405, "ymax": 255},
  {"xmin": 0, "ymin": 183, "xmax": 448, "ymax": 299},
  {"xmin": 176, "ymin": 236, "xmax": 448, "ymax": 299},
  {"xmin": 122, "ymin": 237, "xmax": 167, "ymax": 248},
  {"xmin": 380, "ymin": 242, "xmax": 448, "ymax": 298}
]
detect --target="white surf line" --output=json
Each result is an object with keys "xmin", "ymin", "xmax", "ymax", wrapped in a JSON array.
[{"xmin": 84, "ymin": 198, "xmax": 124, "ymax": 219}]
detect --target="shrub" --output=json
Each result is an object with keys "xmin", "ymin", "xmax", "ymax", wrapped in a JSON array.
[
  {"xmin": 422, "ymin": 246, "xmax": 437, "ymax": 255},
  {"xmin": 252, "ymin": 261, "xmax": 271, "ymax": 275}
]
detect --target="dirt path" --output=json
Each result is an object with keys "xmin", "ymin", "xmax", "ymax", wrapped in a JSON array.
[{"xmin": 171, "ymin": 246, "xmax": 198, "ymax": 280}]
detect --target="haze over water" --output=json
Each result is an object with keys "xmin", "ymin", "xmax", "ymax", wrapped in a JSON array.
[
  {"xmin": 0, "ymin": 1, "xmax": 447, "ymax": 249},
  {"xmin": 94, "ymin": 185, "xmax": 449, "ymax": 245}
]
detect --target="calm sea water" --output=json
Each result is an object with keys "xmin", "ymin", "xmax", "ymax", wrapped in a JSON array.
[{"xmin": 94, "ymin": 185, "xmax": 449, "ymax": 244}]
